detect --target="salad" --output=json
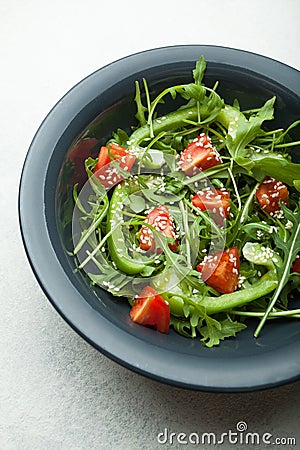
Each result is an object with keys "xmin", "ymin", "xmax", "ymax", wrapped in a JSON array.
[{"xmin": 72, "ymin": 56, "xmax": 300, "ymax": 347}]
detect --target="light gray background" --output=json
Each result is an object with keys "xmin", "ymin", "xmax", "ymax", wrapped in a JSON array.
[{"xmin": 1, "ymin": 0, "xmax": 300, "ymax": 449}]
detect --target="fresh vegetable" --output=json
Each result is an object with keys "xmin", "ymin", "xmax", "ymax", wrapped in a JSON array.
[
  {"xmin": 106, "ymin": 179, "xmax": 150, "ymax": 275},
  {"xmin": 256, "ymin": 177, "xmax": 289, "ymax": 216},
  {"xmin": 139, "ymin": 205, "xmax": 178, "ymax": 252},
  {"xmin": 129, "ymin": 286, "xmax": 170, "ymax": 333},
  {"xmin": 292, "ymin": 255, "xmax": 300, "ymax": 274},
  {"xmin": 73, "ymin": 55, "xmax": 300, "ymax": 345},
  {"xmin": 192, "ymin": 188, "xmax": 231, "ymax": 224},
  {"xmin": 179, "ymin": 133, "xmax": 222, "ymax": 175},
  {"xmin": 253, "ymin": 203, "xmax": 300, "ymax": 337},
  {"xmin": 94, "ymin": 143, "xmax": 135, "ymax": 188},
  {"xmin": 196, "ymin": 247, "xmax": 240, "ymax": 294}
]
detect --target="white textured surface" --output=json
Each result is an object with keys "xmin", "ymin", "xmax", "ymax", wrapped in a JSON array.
[{"xmin": 1, "ymin": 0, "xmax": 300, "ymax": 449}]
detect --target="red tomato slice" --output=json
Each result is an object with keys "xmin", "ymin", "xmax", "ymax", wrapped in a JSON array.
[
  {"xmin": 139, "ymin": 205, "xmax": 178, "ymax": 252},
  {"xmin": 256, "ymin": 177, "xmax": 289, "ymax": 217},
  {"xmin": 179, "ymin": 133, "xmax": 222, "ymax": 176},
  {"xmin": 192, "ymin": 188, "xmax": 230, "ymax": 224},
  {"xmin": 94, "ymin": 143, "xmax": 135, "ymax": 188},
  {"xmin": 291, "ymin": 255, "xmax": 300, "ymax": 274},
  {"xmin": 196, "ymin": 246, "xmax": 240, "ymax": 294},
  {"xmin": 129, "ymin": 286, "xmax": 170, "ymax": 334}
]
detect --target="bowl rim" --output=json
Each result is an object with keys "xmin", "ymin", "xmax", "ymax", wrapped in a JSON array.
[{"xmin": 19, "ymin": 45, "xmax": 300, "ymax": 392}]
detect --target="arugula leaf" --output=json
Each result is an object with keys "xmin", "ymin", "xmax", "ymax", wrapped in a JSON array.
[
  {"xmin": 84, "ymin": 157, "xmax": 108, "ymax": 197},
  {"xmin": 88, "ymin": 265, "xmax": 145, "ymax": 297},
  {"xmin": 134, "ymin": 81, "xmax": 148, "ymax": 126},
  {"xmin": 180, "ymin": 84, "xmax": 206, "ymax": 102},
  {"xmin": 220, "ymin": 97, "xmax": 300, "ymax": 187},
  {"xmin": 199, "ymin": 316, "xmax": 247, "ymax": 348},
  {"xmin": 168, "ymin": 288, "xmax": 248, "ymax": 347},
  {"xmin": 273, "ymin": 204, "xmax": 300, "ymax": 278},
  {"xmin": 141, "ymin": 187, "xmax": 185, "ymax": 205},
  {"xmin": 280, "ymin": 273, "xmax": 300, "ymax": 307},
  {"xmin": 192, "ymin": 55, "xmax": 206, "ymax": 123},
  {"xmin": 111, "ymin": 128, "xmax": 130, "ymax": 146},
  {"xmin": 193, "ymin": 55, "xmax": 206, "ymax": 85},
  {"xmin": 225, "ymin": 97, "xmax": 275, "ymax": 162},
  {"xmin": 171, "ymin": 317, "xmax": 195, "ymax": 338},
  {"xmin": 250, "ymin": 156, "xmax": 300, "ymax": 187},
  {"xmin": 254, "ymin": 203, "xmax": 300, "ymax": 337}
]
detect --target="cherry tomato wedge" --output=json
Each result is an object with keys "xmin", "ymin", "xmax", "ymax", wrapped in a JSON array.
[
  {"xmin": 94, "ymin": 143, "xmax": 135, "ymax": 188},
  {"xmin": 129, "ymin": 286, "xmax": 170, "ymax": 334},
  {"xmin": 291, "ymin": 255, "xmax": 300, "ymax": 274},
  {"xmin": 256, "ymin": 177, "xmax": 289, "ymax": 217},
  {"xmin": 196, "ymin": 246, "xmax": 240, "ymax": 294},
  {"xmin": 179, "ymin": 133, "xmax": 222, "ymax": 176},
  {"xmin": 192, "ymin": 188, "xmax": 230, "ymax": 225},
  {"xmin": 139, "ymin": 205, "xmax": 178, "ymax": 252}
]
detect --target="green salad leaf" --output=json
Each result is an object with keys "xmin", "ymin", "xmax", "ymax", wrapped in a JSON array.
[
  {"xmin": 254, "ymin": 202, "xmax": 300, "ymax": 337},
  {"xmin": 251, "ymin": 157, "xmax": 300, "ymax": 187},
  {"xmin": 225, "ymin": 97, "xmax": 275, "ymax": 163},
  {"xmin": 199, "ymin": 316, "xmax": 247, "ymax": 348}
]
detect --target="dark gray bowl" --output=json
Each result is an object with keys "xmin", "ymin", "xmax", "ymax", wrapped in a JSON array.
[{"xmin": 19, "ymin": 45, "xmax": 300, "ymax": 392}]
